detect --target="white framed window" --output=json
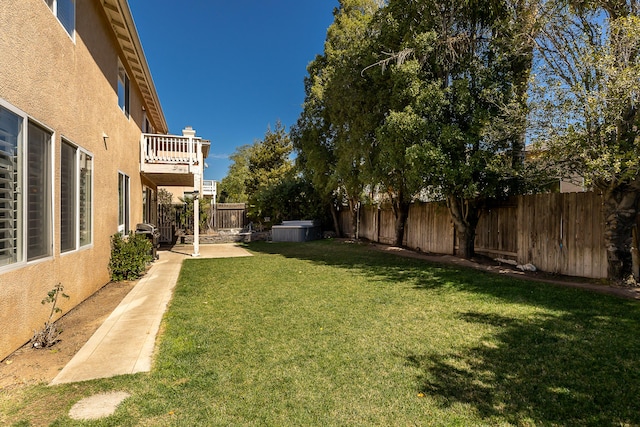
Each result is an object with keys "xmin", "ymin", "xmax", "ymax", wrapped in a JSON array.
[
  {"xmin": 118, "ymin": 60, "xmax": 130, "ymax": 118},
  {"xmin": 142, "ymin": 111, "xmax": 154, "ymax": 134},
  {"xmin": 61, "ymin": 140, "xmax": 93, "ymax": 252},
  {"xmin": 118, "ymin": 172, "xmax": 130, "ymax": 234},
  {"xmin": 0, "ymin": 99, "xmax": 53, "ymax": 269},
  {"xmin": 44, "ymin": 0, "xmax": 75, "ymax": 39}
]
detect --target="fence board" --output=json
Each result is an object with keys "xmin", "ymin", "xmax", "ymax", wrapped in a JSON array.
[
  {"xmin": 475, "ymin": 202, "xmax": 518, "ymax": 257},
  {"xmin": 543, "ymin": 193, "xmax": 562, "ymax": 273},
  {"xmin": 568, "ymin": 192, "xmax": 581, "ymax": 276},
  {"xmin": 563, "ymin": 193, "xmax": 574, "ymax": 275},
  {"xmin": 590, "ymin": 193, "xmax": 605, "ymax": 277},
  {"xmin": 405, "ymin": 202, "xmax": 454, "ymax": 254},
  {"xmin": 339, "ymin": 210, "xmax": 352, "ymax": 238},
  {"xmin": 359, "ymin": 206, "xmax": 378, "ymax": 241},
  {"xmin": 552, "ymin": 193, "xmax": 563, "ymax": 273},
  {"xmin": 579, "ymin": 193, "xmax": 591, "ymax": 277},
  {"xmin": 379, "ymin": 208, "xmax": 396, "ymax": 245},
  {"xmin": 515, "ymin": 192, "xmax": 606, "ymax": 278}
]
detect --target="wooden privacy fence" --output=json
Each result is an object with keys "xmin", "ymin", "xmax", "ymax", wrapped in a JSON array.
[
  {"xmin": 157, "ymin": 203, "xmax": 248, "ymax": 243},
  {"xmin": 210, "ymin": 203, "xmax": 247, "ymax": 229},
  {"xmin": 515, "ymin": 192, "xmax": 605, "ymax": 278},
  {"xmin": 339, "ymin": 192, "xmax": 607, "ymax": 279}
]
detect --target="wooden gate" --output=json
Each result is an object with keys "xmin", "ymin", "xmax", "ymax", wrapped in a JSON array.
[
  {"xmin": 211, "ymin": 203, "xmax": 247, "ymax": 229},
  {"xmin": 158, "ymin": 204, "xmax": 177, "ymax": 244}
]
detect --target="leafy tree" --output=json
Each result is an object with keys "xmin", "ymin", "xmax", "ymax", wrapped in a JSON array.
[
  {"xmin": 158, "ymin": 188, "xmax": 174, "ymax": 207},
  {"xmin": 363, "ymin": 3, "xmax": 441, "ymax": 246},
  {"xmin": 218, "ymin": 145, "xmax": 252, "ymax": 203},
  {"xmin": 294, "ymin": 0, "xmax": 382, "ymax": 239},
  {"xmin": 178, "ymin": 196, "xmax": 209, "ymax": 233},
  {"xmin": 327, "ymin": 0, "xmax": 382, "ymax": 239},
  {"xmin": 532, "ymin": 2, "xmax": 640, "ymax": 281},
  {"xmin": 292, "ymin": 55, "xmax": 345, "ymax": 236},
  {"xmin": 245, "ymin": 121, "xmax": 293, "ymax": 194},
  {"xmin": 254, "ymin": 176, "xmax": 327, "ymax": 226},
  {"xmin": 157, "ymin": 188, "xmax": 176, "ymax": 232},
  {"xmin": 368, "ymin": 0, "xmax": 536, "ymax": 258},
  {"xmin": 245, "ymin": 121, "xmax": 295, "ymax": 224}
]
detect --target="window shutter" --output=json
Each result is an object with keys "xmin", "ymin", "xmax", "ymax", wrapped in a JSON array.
[
  {"xmin": 124, "ymin": 73, "xmax": 130, "ymax": 117},
  {"xmin": 79, "ymin": 151, "xmax": 92, "ymax": 246},
  {"xmin": 57, "ymin": 0, "xmax": 75, "ymax": 36},
  {"xmin": 60, "ymin": 142, "xmax": 76, "ymax": 252},
  {"xmin": 26, "ymin": 122, "xmax": 52, "ymax": 261},
  {"xmin": 0, "ymin": 108, "xmax": 20, "ymax": 266}
]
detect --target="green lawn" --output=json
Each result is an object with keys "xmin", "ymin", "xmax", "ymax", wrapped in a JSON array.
[{"xmin": 3, "ymin": 239, "xmax": 640, "ymax": 426}]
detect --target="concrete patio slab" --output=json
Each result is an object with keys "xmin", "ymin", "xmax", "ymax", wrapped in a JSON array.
[{"xmin": 69, "ymin": 391, "xmax": 131, "ymax": 420}]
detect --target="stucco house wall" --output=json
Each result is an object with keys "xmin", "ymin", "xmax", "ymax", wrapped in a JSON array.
[{"xmin": 0, "ymin": 0, "xmax": 162, "ymax": 359}]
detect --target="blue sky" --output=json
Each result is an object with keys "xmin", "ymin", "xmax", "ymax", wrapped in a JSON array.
[{"xmin": 129, "ymin": 1, "xmax": 339, "ymax": 181}]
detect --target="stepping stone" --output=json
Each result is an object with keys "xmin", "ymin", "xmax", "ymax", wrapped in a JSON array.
[{"xmin": 69, "ymin": 391, "xmax": 130, "ymax": 420}]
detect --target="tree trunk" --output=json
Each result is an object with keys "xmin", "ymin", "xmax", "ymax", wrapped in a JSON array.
[
  {"xmin": 602, "ymin": 183, "xmax": 639, "ymax": 282},
  {"xmin": 349, "ymin": 198, "xmax": 359, "ymax": 240},
  {"xmin": 456, "ymin": 226, "xmax": 476, "ymax": 260},
  {"xmin": 392, "ymin": 199, "xmax": 410, "ymax": 247},
  {"xmin": 446, "ymin": 195, "xmax": 480, "ymax": 259},
  {"xmin": 329, "ymin": 203, "xmax": 342, "ymax": 238}
]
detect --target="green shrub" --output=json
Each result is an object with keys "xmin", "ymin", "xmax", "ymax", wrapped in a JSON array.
[
  {"xmin": 178, "ymin": 196, "xmax": 209, "ymax": 234},
  {"xmin": 109, "ymin": 232, "xmax": 153, "ymax": 281}
]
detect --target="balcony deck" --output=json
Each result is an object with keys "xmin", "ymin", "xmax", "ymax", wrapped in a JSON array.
[
  {"xmin": 140, "ymin": 133, "xmax": 210, "ymax": 186},
  {"xmin": 203, "ymin": 180, "xmax": 217, "ymax": 197}
]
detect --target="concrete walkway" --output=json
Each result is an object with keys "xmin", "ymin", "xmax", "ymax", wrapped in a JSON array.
[{"xmin": 50, "ymin": 244, "xmax": 252, "ymax": 385}]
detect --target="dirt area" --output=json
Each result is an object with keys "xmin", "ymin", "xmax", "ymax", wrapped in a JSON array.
[
  {"xmin": 367, "ymin": 241, "xmax": 640, "ymax": 300},
  {"xmin": 0, "ymin": 280, "xmax": 136, "ymax": 390}
]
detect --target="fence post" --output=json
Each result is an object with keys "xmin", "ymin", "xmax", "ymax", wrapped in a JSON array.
[
  {"xmin": 377, "ymin": 206, "xmax": 381, "ymax": 243},
  {"xmin": 633, "ymin": 225, "xmax": 639, "ymax": 281}
]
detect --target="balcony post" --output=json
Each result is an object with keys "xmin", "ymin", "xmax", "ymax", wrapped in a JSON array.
[
  {"xmin": 140, "ymin": 134, "xmax": 145, "ymax": 170},
  {"xmin": 183, "ymin": 127, "xmax": 201, "ymax": 257},
  {"xmin": 192, "ymin": 193, "xmax": 200, "ymax": 257},
  {"xmin": 182, "ymin": 126, "xmax": 196, "ymax": 168}
]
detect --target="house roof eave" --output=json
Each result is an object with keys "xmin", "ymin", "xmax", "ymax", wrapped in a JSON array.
[{"xmin": 101, "ymin": 0, "xmax": 169, "ymax": 134}]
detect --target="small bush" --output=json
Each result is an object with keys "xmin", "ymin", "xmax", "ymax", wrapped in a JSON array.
[
  {"xmin": 31, "ymin": 283, "xmax": 69, "ymax": 349},
  {"xmin": 178, "ymin": 196, "xmax": 209, "ymax": 234},
  {"xmin": 109, "ymin": 232, "xmax": 153, "ymax": 281}
]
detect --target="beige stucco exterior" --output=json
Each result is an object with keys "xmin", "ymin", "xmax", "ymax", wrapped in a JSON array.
[
  {"xmin": 162, "ymin": 186, "xmax": 200, "ymax": 204},
  {"xmin": 0, "ymin": 0, "xmax": 202, "ymax": 360}
]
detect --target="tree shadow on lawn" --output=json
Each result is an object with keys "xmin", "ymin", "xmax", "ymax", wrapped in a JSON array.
[
  {"xmin": 247, "ymin": 240, "xmax": 640, "ymax": 425},
  {"xmin": 409, "ymin": 309, "xmax": 640, "ymax": 425},
  {"xmin": 246, "ymin": 240, "xmax": 633, "ymax": 309}
]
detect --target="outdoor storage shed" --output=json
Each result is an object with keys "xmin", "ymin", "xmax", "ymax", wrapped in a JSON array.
[{"xmin": 272, "ymin": 220, "xmax": 322, "ymax": 242}]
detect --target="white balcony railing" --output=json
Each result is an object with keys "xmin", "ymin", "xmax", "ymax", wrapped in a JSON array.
[
  {"xmin": 203, "ymin": 180, "xmax": 217, "ymax": 196},
  {"xmin": 141, "ymin": 133, "xmax": 199, "ymax": 165}
]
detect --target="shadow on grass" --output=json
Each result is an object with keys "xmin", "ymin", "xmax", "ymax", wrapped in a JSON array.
[
  {"xmin": 246, "ymin": 240, "xmax": 635, "ymax": 309},
  {"xmin": 247, "ymin": 240, "xmax": 640, "ymax": 425},
  {"xmin": 409, "ymin": 309, "xmax": 640, "ymax": 425}
]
